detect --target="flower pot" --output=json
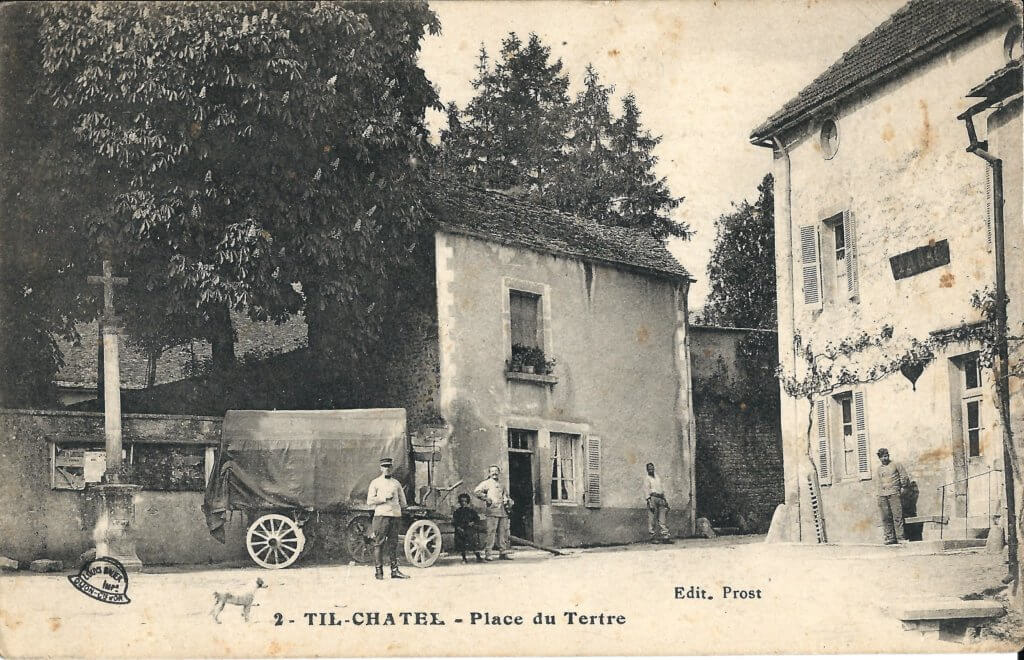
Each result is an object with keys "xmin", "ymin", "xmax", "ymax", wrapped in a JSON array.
[{"xmin": 523, "ymin": 365, "xmax": 535, "ymax": 374}]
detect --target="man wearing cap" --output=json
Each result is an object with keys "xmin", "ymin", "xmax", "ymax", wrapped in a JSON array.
[
  {"xmin": 474, "ymin": 465, "xmax": 513, "ymax": 561},
  {"xmin": 875, "ymin": 448, "xmax": 910, "ymax": 545},
  {"xmin": 367, "ymin": 457, "xmax": 410, "ymax": 579}
]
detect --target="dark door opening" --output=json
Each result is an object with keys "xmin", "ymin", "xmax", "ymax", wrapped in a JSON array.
[{"xmin": 507, "ymin": 429, "xmax": 535, "ymax": 541}]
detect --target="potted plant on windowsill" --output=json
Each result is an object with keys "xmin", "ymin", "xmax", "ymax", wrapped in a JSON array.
[{"xmin": 509, "ymin": 344, "xmax": 530, "ymax": 373}]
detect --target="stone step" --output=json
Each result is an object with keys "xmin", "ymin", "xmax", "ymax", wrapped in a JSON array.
[
  {"xmin": 911, "ymin": 538, "xmax": 987, "ymax": 552},
  {"xmin": 889, "ymin": 598, "xmax": 1004, "ymax": 621}
]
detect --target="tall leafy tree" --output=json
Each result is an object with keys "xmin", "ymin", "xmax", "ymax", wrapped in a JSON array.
[
  {"xmin": 700, "ymin": 173, "xmax": 778, "ymax": 410},
  {"xmin": 24, "ymin": 1, "xmax": 440, "ymax": 387},
  {"xmin": 702, "ymin": 174, "xmax": 776, "ymax": 329}
]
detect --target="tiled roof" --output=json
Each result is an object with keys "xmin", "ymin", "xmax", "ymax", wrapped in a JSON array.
[
  {"xmin": 425, "ymin": 183, "xmax": 693, "ymax": 282},
  {"xmin": 967, "ymin": 57, "xmax": 1023, "ymax": 98},
  {"xmin": 750, "ymin": 0, "xmax": 1018, "ymax": 143}
]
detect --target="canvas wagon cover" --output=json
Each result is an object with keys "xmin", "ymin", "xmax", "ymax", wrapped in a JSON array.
[{"xmin": 203, "ymin": 409, "xmax": 409, "ymax": 541}]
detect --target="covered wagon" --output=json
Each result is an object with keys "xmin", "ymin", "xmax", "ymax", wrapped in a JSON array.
[{"xmin": 203, "ymin": 409, "xmax": 455, "ymax": 569}]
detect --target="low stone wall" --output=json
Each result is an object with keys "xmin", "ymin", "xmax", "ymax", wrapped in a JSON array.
[{"xmin": 0, "ymin": 408, "xmax": 247, "ymax": 566}]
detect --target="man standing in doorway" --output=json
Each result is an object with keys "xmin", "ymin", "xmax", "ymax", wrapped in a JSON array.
[
  {"xmin": 644, "ymin": 462, "xmax": 672, "ymax": 543},
  {"xmin": 474, "ymin": 465, "xmax": 513, "ymax": 561},
  {"xmin": 367, "ymin": 457, "xmax": 410, "ymax": 580},
  {"xmin": 876, "ymin": 448, "xmax": 910, "ymax": 545}
]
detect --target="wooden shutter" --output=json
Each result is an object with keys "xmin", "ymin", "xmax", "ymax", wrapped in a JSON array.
[
  {"xmin": 853, "ymin": 391, "xmax": 871, "ymax": 480},
  {"xmin": 799, "ymin": 225, "xmax": 823, "ymax": 309},
  {"xmin": 843, "ymin": 211, "xmax": 859, "ymax": 299},
  {"xmin": 584, "ymin": 435, "xmax": 601, "ymax": 508},
  {"xmin": 815, "ymin": 399, "xmax": 832, "ymax": 485}
]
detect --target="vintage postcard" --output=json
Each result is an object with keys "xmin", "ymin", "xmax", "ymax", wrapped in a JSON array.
[{"xmin": 1, "ymin": 0, "xmax": 1023, "ymax": 657}]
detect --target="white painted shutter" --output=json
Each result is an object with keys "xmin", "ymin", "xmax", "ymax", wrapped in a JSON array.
[
  {"xmin": 815, "ymin": 399, "xmax": 832, "ymax": 485},
  {"xmin": 799, "ymin": 225, "xmax": 823, "ymax": 309},
  {"xmin": 853, "ymin": 391, "xmax": 871, "ymax": 480},
  {"xmin": 584, "ymin": 435, "xmax": 601, "ymax": 508},
  {"xmin": 985, "ymin": 167, "xmax": 993, "ymax": 252},
  {"xmin": 843, "ymin": 211, "xmax": 859, "ymax": 299}
]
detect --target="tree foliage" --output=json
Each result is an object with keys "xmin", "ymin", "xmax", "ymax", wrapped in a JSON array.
[
  {"xmin": 21, "ymin": 2, "xmax": 440, "ymax": 386},
  {"xmin": 440, "ymin": 33, "xmax": 687, "ymax": 240},
  {"xmin": 701, "ymin": 174, "xmax": 776, "ymax": 329}
]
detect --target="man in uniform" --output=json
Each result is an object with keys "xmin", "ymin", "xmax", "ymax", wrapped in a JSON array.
[
  {"xmin": 644, "ymin": 462, "xmax": 672, "ymax": 543},
  {"xmin": 875, "ymin": 448, "xmax": 910, "ymax": 545},
  {"xmin": 474, "ymin": 465, "xmax": 513, "ymax": 561},
  {"xmin": 367, "ymin": 457, "xmax": 410, "ymax": 579}
]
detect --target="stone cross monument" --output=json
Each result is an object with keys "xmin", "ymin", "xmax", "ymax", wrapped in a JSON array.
[{"xmin": 87, "ymin": 260, "xmax": 142, "ymax": 571}]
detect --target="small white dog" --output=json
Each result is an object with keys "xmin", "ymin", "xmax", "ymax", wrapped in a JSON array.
[{"xmin": 210, "ymin": 577, "xmax": 268, "ymax": 623}]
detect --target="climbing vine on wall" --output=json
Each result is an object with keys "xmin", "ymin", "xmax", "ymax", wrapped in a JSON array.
[
  {"xmin": 778, "ymin": 288, "xmax": 1019, "ymax": 400},
  {"xmin": 777, "ymin": 288, "xmax": 1022, "ymax": 481}
]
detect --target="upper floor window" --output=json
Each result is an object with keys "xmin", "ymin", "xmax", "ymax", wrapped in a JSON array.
[
  {"xmin": 800, "ymin": 210, "xmax": 859, "ymax": 310},
  {"xmin": 510, "ymin": 290, "xmax": 541, "ymax": 349},
  {"xmin": 820, "ymin": 119, "xmax": 839, "ymax": 160}
]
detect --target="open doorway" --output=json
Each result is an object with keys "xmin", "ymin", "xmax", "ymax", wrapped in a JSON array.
[{"xmin": 507, "ymin": 429, "xmax": 535, "ymax": 541}]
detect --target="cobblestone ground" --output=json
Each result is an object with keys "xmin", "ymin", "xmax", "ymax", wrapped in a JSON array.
[{"xmin": 0, "ymin": 537, "xmax": 1018, "ymax": 657}]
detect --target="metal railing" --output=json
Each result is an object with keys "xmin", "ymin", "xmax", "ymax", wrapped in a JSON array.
[{"xmin": 936, "ymin": 468, "xmax": 995, "ymax": 539}]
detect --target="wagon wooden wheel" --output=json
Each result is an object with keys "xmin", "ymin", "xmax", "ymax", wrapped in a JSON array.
[
  {"xmin": 246, "ymin": 513, "xmax": 305, "ymax": 569},
  {"xmin": 345, "ymin": 515, "xmax": 374, "ymax": 564},
  {"xmin": 404, "ymin": 519, "xmax": 442, "ymax": 568}
]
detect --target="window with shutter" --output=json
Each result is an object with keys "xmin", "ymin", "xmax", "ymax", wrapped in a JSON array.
[
  {"xmin": 815, "ymin": 399, "xmax": 832, "ymax": 485},
  {"xmin": 853, "ymin": 391, "xmax": 871, "ymax": 479},
  {"xmin": 799, "ymin": 225, "xmax": 822, "ymax": 309},
  {"xmin": 842, "ymin": 211, "xmax": 859, "ymax": 299},
  {"xmin": 584, "ymin": 435, "xmax": 601, "ymax": 508}
]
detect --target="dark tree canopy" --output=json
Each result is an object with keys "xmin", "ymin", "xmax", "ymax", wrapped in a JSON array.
[
  {"xmin": 440, "ymin": 33, "xmax": 687, "ymax": 241},
  {"xmin": 701, "ymin": 174, "xmax": 776, "ymax": 330},
  {"xmin": 1, "ymin": 1, "xmax": 441, "ymax": 405}
]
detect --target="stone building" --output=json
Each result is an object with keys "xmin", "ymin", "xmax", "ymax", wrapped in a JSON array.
[
  {"xmin": 7, "ymin": 182, "xmax": 696, "ymax": 565},
  {"xmin": 749, "ymin": 0, "xmax": 1023, "ymax": 543},
  {"xmin": 421, "ymin": 184, "xmax": 697, "ymax": 546}
]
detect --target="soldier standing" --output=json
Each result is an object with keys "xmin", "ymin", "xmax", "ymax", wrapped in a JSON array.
[
  {"xmin": 367, "ymin": 457, "xmax": 410, "ymax": 580},
  {"xmin": 474, "ymin": 465, "xmax": 513, "ymax": 561}
]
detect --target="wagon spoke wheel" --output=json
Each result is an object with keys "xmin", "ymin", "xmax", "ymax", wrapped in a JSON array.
[
  {"xmin": 246, "ymin": 513, "xmax": 305, "ymax": 569},
  {"xmin": 404, "ymin": 519, "xmax": 442, "ymax": 568},
  {"xmin": 345, "ymin": 515, "xmax": 374, "ymax": 564}
]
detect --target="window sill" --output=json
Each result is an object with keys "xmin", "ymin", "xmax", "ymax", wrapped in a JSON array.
[{"xmin": 505, "ymin": 371, "xmax": 558, "ymax": 385}]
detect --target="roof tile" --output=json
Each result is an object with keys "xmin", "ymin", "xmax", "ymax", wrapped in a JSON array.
[
  {"xmin": 426, "ymin": 183, "xmax": 692, "ymax": 282},
  {"xmin": 750, "ymin": 0, "xmax": 1018, "ymax": 142}
]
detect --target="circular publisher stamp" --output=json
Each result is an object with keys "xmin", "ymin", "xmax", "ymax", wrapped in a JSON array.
[{"xmin": 68, "ymin": 557, "xmax": 131, "ymax": 605}]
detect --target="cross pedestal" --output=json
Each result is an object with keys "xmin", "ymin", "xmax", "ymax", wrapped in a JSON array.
[
  {"xmin": 92, "ymin": 483, "xmax": 142, "ymax": 572},
  {"xmin": 87, "ymin": 260, "xmax": 142, "ymax": 572}
]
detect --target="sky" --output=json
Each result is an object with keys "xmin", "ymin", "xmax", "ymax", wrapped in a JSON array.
[{"xmin": 419, "ymin": 0, "xmax": 907, "ymax": 308}]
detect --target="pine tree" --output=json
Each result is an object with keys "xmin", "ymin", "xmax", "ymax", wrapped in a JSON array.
[
  {"xmin": 550, "ymin": 66, "xmax": 616, "ymax": 223},
  {"xmin": 440, "ymin": 39, "xmax": 688, "ymax": 241},
  {"xmin": 607, "ymin": 94, "xmax": 687, "ymax": 240},
  {"xmin": 447, "ymin": 33, "xmax": 570, "ymax": 192}
]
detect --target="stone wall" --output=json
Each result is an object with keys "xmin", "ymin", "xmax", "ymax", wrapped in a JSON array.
[
  {"xmin": 690, "ymin": 327, "xmax": 783, "ymax": 531},
  {"xmin": 0, "ymin": 409, "xmax": 247, "ymax": 566}
]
